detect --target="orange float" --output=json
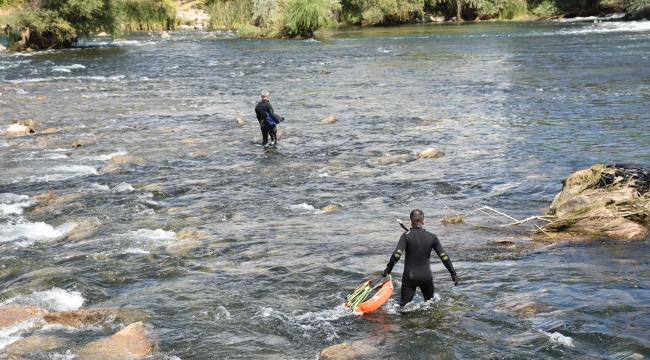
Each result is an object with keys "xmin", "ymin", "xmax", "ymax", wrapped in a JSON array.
[{"xmin": 346, "ymin": 275, "xmax": 393, "ymax": 313}]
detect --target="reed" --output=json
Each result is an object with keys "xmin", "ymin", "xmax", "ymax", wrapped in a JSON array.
[
  {"xmin": 122, "ymin": 0, "xmax": 177, "ymax": 31},
  {"xmin": 284, "ymin": 0, "xmax": 340, "ymax": 37},
  {"xmin": 208, "ymin": 0, "xmax": 253, "ymax": 29}
]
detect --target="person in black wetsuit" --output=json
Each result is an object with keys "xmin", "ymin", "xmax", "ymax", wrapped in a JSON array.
[
  {"xmin": 254, "ymin": 90, "xmax": 283, "ymax": 146},
  {"xmin": 383, "ymin": 209, "xmax": 459, "ymax": 306}
]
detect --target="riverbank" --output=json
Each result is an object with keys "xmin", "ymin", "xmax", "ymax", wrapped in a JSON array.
[{"xmin": 1, "ymin": 0, "xmax": 648, "ymax": 50}]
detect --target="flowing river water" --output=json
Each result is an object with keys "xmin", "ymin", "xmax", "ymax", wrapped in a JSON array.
[{"xmin": 1, "ymin": 20, "xmax": 649, "ymax": 359}]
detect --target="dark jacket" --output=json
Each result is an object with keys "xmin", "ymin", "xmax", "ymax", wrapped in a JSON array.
[{"xmin": 255, "ymin": 99, "xmax": 274, "ymax": 127}]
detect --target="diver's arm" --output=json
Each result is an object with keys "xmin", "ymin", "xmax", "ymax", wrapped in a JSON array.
[
  {"xmin": 433, "ymin": 238, "xmax": 458, "ymax": 286},
  {"xmin": 383, "ymin": 233, "xmax": 406, "ymax": 275}
]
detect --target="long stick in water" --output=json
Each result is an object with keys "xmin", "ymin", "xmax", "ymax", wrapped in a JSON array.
[{"xmin": 397, "ymin": 219, "xmax": 409, "ymax": 231}]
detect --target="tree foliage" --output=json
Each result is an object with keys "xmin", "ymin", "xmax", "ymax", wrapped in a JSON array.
[{"xmin": 10, "ymin": 0, "xmax": 122, "ymax": 49}]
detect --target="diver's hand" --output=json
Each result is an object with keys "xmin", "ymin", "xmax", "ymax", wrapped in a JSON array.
[{"xmin": 451, "ymin": 271, "xmax": 458, "ymax": 286}]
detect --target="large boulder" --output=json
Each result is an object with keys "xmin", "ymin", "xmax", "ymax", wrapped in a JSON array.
[
  {"xmin": 0, "ymin": 305, "xmax": 46, "ymax": 328},
  {"xmin": 543, "ymin": 164, "xmax": 650, "ymax": 240},
  {"xmin": 76, "ymin": 322, "xmax": 156, "ymax": 359},
  {"xmin": 319, "ymin": 341, "xmax": 379, "ymax": 360}
]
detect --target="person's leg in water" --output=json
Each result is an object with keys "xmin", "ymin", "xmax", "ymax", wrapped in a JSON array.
[
  {"xmin": 261, "ymin": 126, "xmax": 269, "ymax": 145},
  {"xmin": 399, "ymin": 276, "xmax": 417, "ymax": 307},
  {"xmin": 420, "ymin": 279, "xmax": 435, "ymax": 302},
  {"xmin": 269, "ymin": 125, "xmax": 277, "ymax": 145}
]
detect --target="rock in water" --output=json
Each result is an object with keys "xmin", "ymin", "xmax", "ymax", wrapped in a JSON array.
[
  {"xmin": 544, "ymin": 164, "xmax": 650, "ymax": 240},
  {"xmin": 237, "ymin": 118, "xmax": 245, "ymax": 125},
  {"xmin": 319, "ymin": 116, "xmax": 337, "ymax": 124},
  {"xmin": 417, "ymin": 148, "xmax": 441, "ymax": 158},
  {"xmin": 319, "ymin": 342, "xmax": 378, "ymax": 360},
  {"xmin": 321, "ymin": 204, "xmax": 342, "ymax": 213},
  {"xmin": 41, "ymin": 128, "xmax": 58, "ymax": 134},
  {"xmin": 161, "ymin": 31, "xmax": 171, "ymax": 38},
  {"xmin": 0, "ymin": 44, "xmax": 6, "ymax": 52},
  {"xmin": 97, "ymin": 32, "xmax": 108, "ymax": 36},
  {"xmin": 43, "ymin": 309, "xmax": 121, "ymax": 328},
  {"xmin": 76, "ymin": 322, "xmax": 156, "ymax": 359},
  {"xmin": 0, "ymin": 305, "xmax": 47, "ymax": 328},
  {"xmin": 3, "ymin": 124, "xmax": 34, "ymax": 136},
  {"xmin": 110, "ymin": 154, "xmax": 134, "ymax": 164},
  {"xmin": 4, "ymin": 335, "xmax": 66, "ymax": 355}
]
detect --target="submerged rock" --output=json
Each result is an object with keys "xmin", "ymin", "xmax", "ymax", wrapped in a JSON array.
[
  {"xmin": 41, "ymin": 128, "xmax": 58, "ymax": 134},
  {"xmin": 322, "ymin": 204, "xmax": 342, "ymax": 213},
  {"xmin": 543, "ymin": 164, "xmax": 650, "ymax": 240},
  {"xmin": 0, "ymin": 305, "xmax": 46, "ymax": 328},
  {"xmin": 417, "ymin": 148, "xmax": 440, "ymax": 158},
  {"xmin": 174, "ymin": 228, "xmax": 207, "ymax": 240},
  {"xmin": 319, "ymin": 116, "xmax": 337, "ymax": 124},
  {"xmin": 43, "ymin": 309, "xmax": 120, "ymax": 328},
  {"xmin": 76, "ymin": 321, "xmax": 156, "ymax": 359},
  {"xmin": 319, "ymin": 341, "xmax": 379, "ymax": 360},
  {"xmin": 110, "ymin": 155, "xmax": 134, "ymax": 164},
  {"xmin": 3, "ymin": 335, "xmax": 66, "ymax": 355}
]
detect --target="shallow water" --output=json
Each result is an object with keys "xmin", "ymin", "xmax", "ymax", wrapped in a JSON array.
[{"xmin": 1, "ymin": 21, "xmax": 649, "ymax": 359}]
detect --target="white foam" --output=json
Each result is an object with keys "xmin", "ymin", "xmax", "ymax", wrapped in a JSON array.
[
  {"xmin": 0, "ymin": 220, "xmax": 62, "ymax": 244},
  {"xmin": 557, "ymin": 20, "xmax": 650, "ymax": 35},
  {"xmin": 51, "ymin": 64, "xmax": 85, "ymax": 73},
  {"xmin": 86, "ymin": 151, "xmax": 126, "ymax": 161},
  {"xmin": 2, "ymin": 288, "xmax": 84, "ymax": 312},
  {"xmin": 48, "ymin": 154, "xmax": 69, "ymax": 159},
  {"xmin": 255, "ymin": 305, "xmax": 350, "ymax": 342},
  {"xmin": 288, "ymin": 203, "xmax": 324, "ymax": 214},
  {"xmin": 124, "ymin": 247, "xmax": 149, "ymax": 254},
  {"xmin": 555, "ymin": 12, "xmax": 626, "ymax": 22},
  {"xmin": 544, "ymin": 331, "xmax": 574, "ymax": 347},
  {"xmin": 130, "ymin": 229, "xmax": 175, "ymax": 241},
  {"xmin": 27, "ymin": 165, "xmax": 98, "ymax": 183},
  {"xmin": 0, "ymin": 201, "xmax": 33, "ymax": 215},
  {"xmin": 385, "ymin": 293, "xmax": 441, "ymax": 314}
]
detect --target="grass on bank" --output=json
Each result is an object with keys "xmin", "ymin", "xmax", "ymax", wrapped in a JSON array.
[{"xmin": 122, "ymin": 0, "xmax": 177, "ymax": 31}]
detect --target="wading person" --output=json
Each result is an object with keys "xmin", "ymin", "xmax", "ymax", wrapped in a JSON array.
[
  {"xmin": 383, "ymin": 209, "xmax": 459, "ymax": 306},
  {"xmin": 254, "ymin": 90, "xmax": 283, "ymax": 146}
]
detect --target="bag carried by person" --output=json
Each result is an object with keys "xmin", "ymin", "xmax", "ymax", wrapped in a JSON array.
[{"xmin": 266, "ymin": 112, "xmax": 283, "ymax": 126}]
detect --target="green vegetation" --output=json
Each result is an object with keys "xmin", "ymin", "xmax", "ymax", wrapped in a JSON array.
[
  {"xmin": 284, "ymin": 0, "xmax": 340, "ymax": 37},
  {"xmin": 6, "ymin": 0, "xmax": 123, "ymax": 50},
  {"xmin": 207, "ymin": 0, "xmax": 252, "ymax": 29},
  {"xmin": 122, "ymin": 0, "xmax": 177, "ymax": 31},
  {"xmin": 1, "ymin": 0, "xmax": 648, "ymax": 50}
]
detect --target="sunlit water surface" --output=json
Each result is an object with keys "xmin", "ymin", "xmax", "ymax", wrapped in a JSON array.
[{"xmin": 1, "ymin": 21, "xmax": 649, "ymax": 359}]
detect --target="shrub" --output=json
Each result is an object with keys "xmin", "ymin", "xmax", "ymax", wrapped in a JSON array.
[
  {"xmin": 342, "ymin": 0, "xmax": 424, "ymax": 25},
  {"xmin": 497, "ymin": 0, "xmax": 527, "ymax": 18},
  {"xmin": 122, "ymin": 0, "xmax": 177, "ymax": 31},
  {"xmin": 529, "ymin": 0, "xmax": 558, "ymax": 16},
  {"xmin": 284, "ymin": 0, "xmax": 341, "ymax": 37},
  {"xmin": 208, "ymin": 0, "xmax": 253, "ymax": 29},
  {"xmin": 237, "ymin": 23, "xmax": 262, "ymax": 37}
]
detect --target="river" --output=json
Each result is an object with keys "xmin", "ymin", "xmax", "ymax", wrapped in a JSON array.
[{"xmin": 1, "ymin": 20, "xmax": 649, "ymax": 359}]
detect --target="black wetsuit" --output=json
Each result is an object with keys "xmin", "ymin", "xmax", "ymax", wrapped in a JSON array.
[
  {"xmin": 254, "ymin": 99, "xmax": 276, "ymax": 145},
  {"xmin": 384, "ymin": 225, "xmax": 457, "ymax": 306}
]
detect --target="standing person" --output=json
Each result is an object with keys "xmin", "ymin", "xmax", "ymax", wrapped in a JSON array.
[
  {"xmin": 383, "ymin": 209, "xmax": 459, "ymax": 306},
  {"xmin": 254, "ymin": 90, "xmax": 283, "ymax": 146}
]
